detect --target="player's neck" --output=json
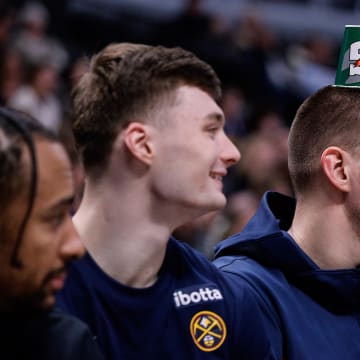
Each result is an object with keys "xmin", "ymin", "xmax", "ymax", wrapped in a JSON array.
[
  {"xmin": 289, "ymin": 201, "xmax": 360, "ymax": 270},
  {"xmin": 73, "ymin": 185, "xmax": 173, "ymax": 288}
]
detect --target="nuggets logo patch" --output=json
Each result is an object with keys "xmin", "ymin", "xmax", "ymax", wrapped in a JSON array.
[{"xmin": 190, "ymin": 311, "xmax": 226, "ymax": 352}]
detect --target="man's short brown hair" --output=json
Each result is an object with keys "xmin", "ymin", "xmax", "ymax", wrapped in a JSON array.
[
  {"xmin": 288, "ymin": 85, "xmax": 360, "ymax": 194},
  {"xmin": 72, "ymin": 43, "xmax": 221, "ymax": 179}
]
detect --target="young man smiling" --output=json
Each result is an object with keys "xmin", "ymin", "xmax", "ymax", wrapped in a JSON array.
[
  {"xmin": 0, "ymin": 107, "xmax": 104, "ymax": 359},
  {"xmin": 57, "ymin": 43, "xmax": 274, "ymax": 359}
]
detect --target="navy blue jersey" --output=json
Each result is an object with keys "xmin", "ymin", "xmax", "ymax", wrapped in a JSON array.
[
  {"xmin": 214, "ymin": 191, "xmax": 360, "ymax": 360},
  {"xmin": 57, "ymin": 238, "xmax": 273, "ymax": 359}
]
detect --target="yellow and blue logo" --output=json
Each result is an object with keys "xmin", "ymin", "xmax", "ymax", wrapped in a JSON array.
[{"xmin": 190, "ymin": 310, "xmax": 226, "ymax": 352}]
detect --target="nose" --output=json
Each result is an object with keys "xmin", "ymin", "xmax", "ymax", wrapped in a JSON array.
[
  {"xmin": 60, "ymin": 217, "xmax": 85, "ymax": 261},
  {"xmin": 220, "ymin": 133, "xmax": 241, "ymax": 167}
]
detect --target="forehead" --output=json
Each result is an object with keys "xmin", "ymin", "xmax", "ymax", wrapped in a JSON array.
[
  {"xmin": 34, "ymin": 139, "xmax": 74, "ymax": 205},
  {"xmin": 173, "ymin": 85, "xmax": 224, "ymax": 119}
]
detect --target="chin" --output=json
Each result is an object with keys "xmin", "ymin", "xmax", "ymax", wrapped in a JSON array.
[
  {"xmin": 209, "ymin": 193, "xmax": 227, "ymax": 209},
  {"xmin": 182, "ymin": 192, "xmax": 226, "ymax": 216},
  {"xmin": 2, "ymin": 293, "xmax": 54, "ymax": 314},
  {"xmin": 40, "ymin": 294, "xmax": 56, "ymax": 311},
  {"xmin": 31, "ymin": 289, "xmax": 56, "ymax": 312},
  {"xmin": 200, "ymin": 195, "xmax": 226, "ymax": 213}
]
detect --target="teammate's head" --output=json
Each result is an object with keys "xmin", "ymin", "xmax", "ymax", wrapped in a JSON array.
[
  {"xmin": 72, "ymin": 43, "xmax": 222, "ymax": 180},
  {"xmin": 288, "ymin": 85, "xmax": 360, "ymax": 196},
  {"xmin": 0, "ymin": 107, "xmax": 84, "ymax": 313}
]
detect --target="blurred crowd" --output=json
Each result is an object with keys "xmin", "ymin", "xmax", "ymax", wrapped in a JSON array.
[{"xmin": 0, "ymin": 0, "xmax": 342, "ymax": 257}]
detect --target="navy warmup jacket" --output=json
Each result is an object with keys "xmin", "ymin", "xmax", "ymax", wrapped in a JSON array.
[{"xmin": 214, "ymin": 191, "xmax": 360, "ymax": 360}]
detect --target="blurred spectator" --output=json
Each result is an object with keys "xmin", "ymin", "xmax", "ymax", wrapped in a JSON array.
[
  {"xmin": 8, "ymin": 62, "xmax": 63, "ymax": 132},
  {"xmin": 224, "ymin": 189, "xmax": 258, "ymax": 236},
  {"xmin": 61, "ymin": 55, "xmax": 89, "ymax": 116},
  {"xmin": 12, "ymin": 1, "xmax": 69, "ymax": 71},
  {"xmin": 230, "ymin": 12, "xmax": 279, "ymax": 103},
  {"xmin": 173, "ymin": 211, "xmax": 222, "ymax": 258},
  {"xmin": 0, "ymin": 1, "xmax": 14, "ymax": 52},
  {"xmin": 68, "ymin": 56, "xmax": 89, "ymax": 88},
  {"xmin": 222, "ymin": 86, "xmax": 248, "ymax": 138},
  {"xmin": 234, "ymin": 130, "xmax": 292, "ymax": 199},
  {"xmin": 0, "ymin": 48, "xmax": 24, "ymax": 105},
  {"xmin": 286, "ymin": 34, "xmax": 336, "ymax": 97},
  {"xmin": 159, "ymin": 0, "xmax": 213, "ymax": 52}
]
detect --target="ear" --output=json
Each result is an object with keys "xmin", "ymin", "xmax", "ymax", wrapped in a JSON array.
[
  {"xmin": 122, "ymin": 122, "xmax": 154, "ymax": 165},
  {"xmin": 321, "ymin": 146, "xmax": 350, "ymax": 193}
]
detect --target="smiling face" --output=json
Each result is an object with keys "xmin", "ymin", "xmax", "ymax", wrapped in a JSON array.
[
  {"xmin": 149, "ymin": 85, "xmax": 240, "ymax": 219},
  {"xmin": 0, "ymin": 138, "xmax": 84, "ymax": 313}
]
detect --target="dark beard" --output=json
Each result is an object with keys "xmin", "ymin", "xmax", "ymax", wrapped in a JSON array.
[
  {"xmin": 0, "ymin": 288, "xmax": 49, "ymax": 316},
  {"xmin": 0, "ymin": 266, "xmax": 67, "ymax": 315}
]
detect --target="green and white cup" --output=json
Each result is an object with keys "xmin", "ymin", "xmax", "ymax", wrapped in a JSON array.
[{"xmin": 335, "ymin": 25, "xmax": 360, "ymax": 87}]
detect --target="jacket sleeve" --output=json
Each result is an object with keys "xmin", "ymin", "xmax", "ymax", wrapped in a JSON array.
[{"xmin": 218, "ymin": 266, "xmax": 283, "ymax": 359}]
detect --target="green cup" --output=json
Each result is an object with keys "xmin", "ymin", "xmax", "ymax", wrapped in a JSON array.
[{"xmin": 335, "ymin": 25, "xmax": 360, "ymax": 86}]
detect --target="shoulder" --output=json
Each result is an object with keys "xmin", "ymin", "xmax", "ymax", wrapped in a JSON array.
[
  {"xmin": 44, "ymin": 309, "xmax": 105, "ymax": 360},
  {"xmin": 213, "ymin": 254, "xmax": 286, "ymax": 309},
  {"xmin": 1, "ymin": 310, "xmax": 104, "ymax": 360},
  {"xmin": 213, "ymin": 255, "xmax": 283, "ymax": 288},
  {"xmin": 213, "ymin": 255, "xmax": 284, "ymax": 356},
  {"xmin": 215, "ymin": 269, "xmax": 282, "ymax": 359},
  {"xmin": 48, "ymin": 308, "xmax": 93, "ymax": 333},
  {"xmin": 168, "ymin": 238, "xmax": 222, "ymax": 275}
]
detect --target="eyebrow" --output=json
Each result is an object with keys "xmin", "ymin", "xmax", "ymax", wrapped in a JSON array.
[
  {"xmin": 48, "ymin": 195, "xmax": 75, "ymax": 211},
  {"xmin": 205, "ymin": 112, "xmax": 225, "ymax": 125}
]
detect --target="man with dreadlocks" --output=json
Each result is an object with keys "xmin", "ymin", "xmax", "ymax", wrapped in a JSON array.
[{"xmin": 0, "ymin": 107, "xmax": 104, "ymax": 359}]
